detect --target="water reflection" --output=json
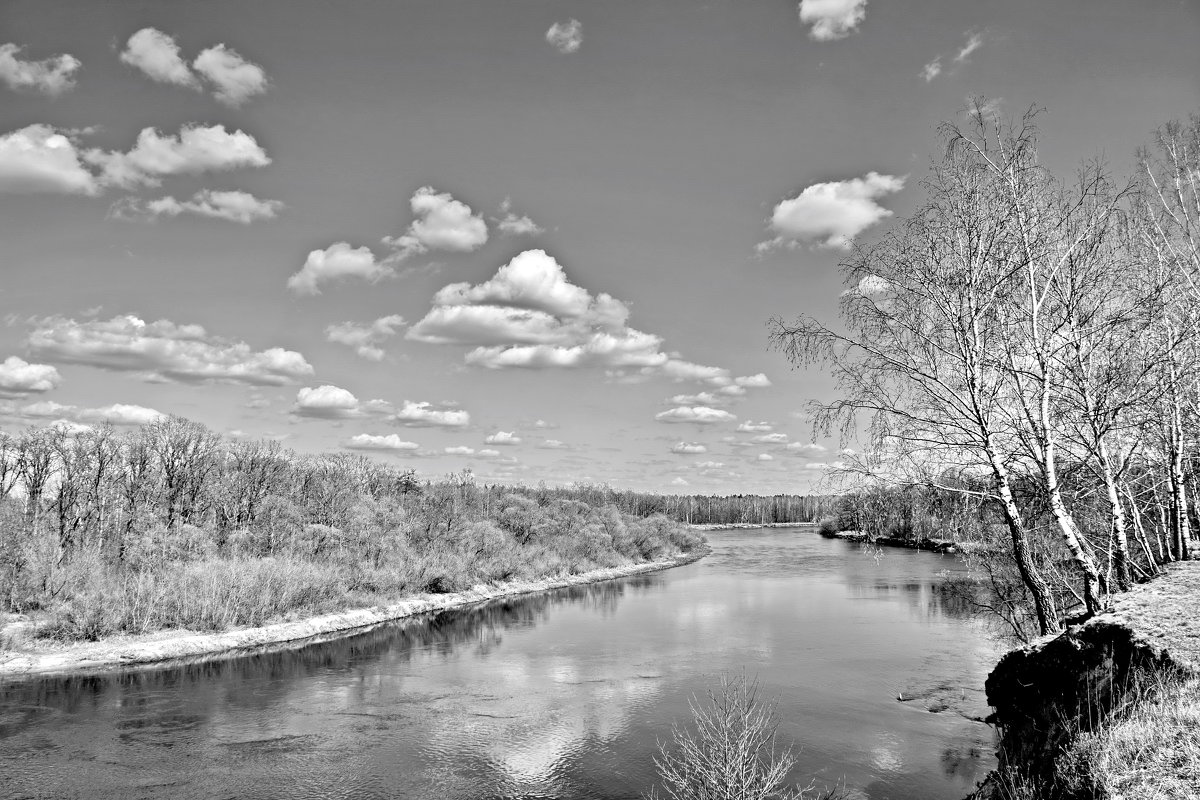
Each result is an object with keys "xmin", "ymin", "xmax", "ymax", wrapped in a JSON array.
[{"xmin": 0, "ymin": 530, "xmax": 998, "ymax": 800}]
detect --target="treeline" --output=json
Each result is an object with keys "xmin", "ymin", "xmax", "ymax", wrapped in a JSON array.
[
  {"xmin": 0, "ymin": 417, "xmax": 703, "ymax": 642},
  {"xmin": 772, "ymin": 106, "xmax": 1200, "ymax": 641},
  {"xmin": 513, "ymin": 486, "xmax": 829, "ymax": 525}
]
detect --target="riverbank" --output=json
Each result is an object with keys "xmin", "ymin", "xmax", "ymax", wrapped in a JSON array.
[
  {"xmin": 0, "ymin": 546, "xmax": 710, "ymax": 678},
  {"xmin": 688, "ymin": 521, "xmax": 815, "ymax": 530},
  {"xmin": 819, "ymin": 527, "xmax": 971, "ymax": 554},
  {"xmin": 969, "ymin": 560, "xmax": 1200, "ymax": 799}
]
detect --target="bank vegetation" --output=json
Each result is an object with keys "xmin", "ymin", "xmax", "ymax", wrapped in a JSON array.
[
  {"xmin": 771, "ymin": 103, "xmax": 1200, "ymax": 798},
  {"xmin": 0, "ymin": 419, "xmax": 704, "ymax": 644}
]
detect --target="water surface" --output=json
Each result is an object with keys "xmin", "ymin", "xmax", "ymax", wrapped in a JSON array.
[{"xmin": 0, "ymin": 528, "xmax": 1000, "ymax": 800}]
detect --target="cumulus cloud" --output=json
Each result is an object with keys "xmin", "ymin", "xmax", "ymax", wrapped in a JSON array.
[
  {"xmin": 0, "ymin": 43, "xmax": 80, "ymax": 95},
  {"xmin": 484, "ymin": 430, "xmax": 522, "ymax": 446},
  {"xmin": 325, "ymin": 315, "xmax": 406, "ymax": 361},
  {"xmin": 670, "ymin": 476, "xmax": 690, "ymax": 487},
  {"xmin": 27, "ymin": 314, "xmax": 314, "ymax": 385},
  {"xmin": 537, "ymin": 439, "xmax": 568, "ymax": 450},
  {"xmin": 291, "ymin": 385, "xmax": 465, "ymax": 427},
  {"xmin": 345, "ymin": 433, "xmax": 419, "ymax": 452},
  {"xmin": 669, "ymin": 391, "xmax": 728, "ymax": 407},
  {"xmin": 288, "ymin": 242, "xmax": 392, "ymax": 295},
  {"xmin": 0, "ymin": 356, "xmax": 61, "ymax": 396},
  {"xmin": 409, "ymin": 249, "xmax": 669, "ymax": 371},
  {"xmin": 757, "ymin": 453, "xmax": 775, "ymax": 462},
  {"xmin": 737, "ymin": 421, "xmax": 773, "ymax": 433},
  {"xmin": 0, "ymin": 125, "xmax": 99, "ymax": 194},
  {"xmin": 655, "ymin": 406, "xmax": 737, "ymax": 425},
  {"xmin": 798, "ymin": 0, "xmax": 868, "ymax": 41},
  {"xmin": 293, "ymin": 384, "xmax": 363, "ymax": 419},
  {"xmin": 120, "ymin": 28, "xmax": 197, "ymax": 88},
  {"xmin": 393, "ymin": 400, "xmax": 470, "ymax": 428},
  {"xmin": 192, "ymin": 44, "xmax": 268, "ymax": 106},
  {"xmin": 15, "ymin": 400, "xmax": 164, "ymax": 426},
  {"xmin": 546, "ymin": 20, "xmax": 583, "ymax": 54},
  {"xmin": 735, "ymin": 373, "xmax": 772, "ymax": 388},
  {"xmin": 121, "ymin": 29, "xmax": 269, "ymax": 105},
  {"xmin": 921, "ymin": 58, "xmax": 942, "ymax": 82},
  {"xmin": 85, "ymin": 124, "xmax": 270, "ymax": 189},
  {"xmin": 494, "ymin": 198, "xmax": 544, "ymax": 236},
  {"xmin": 753, "ymin": 432, "xmax": 789, "ymax": 444},
  {"xmin": 383, "ymin": 187, "xmax": 488, "ymax": 261},
  {"xmin": 758, "ymin": 172, "xmax": 905, "ymax": 251},
  {"xmin": 671, "ymin": 442, "xmax": 708, "ymax": 455},
  {"xmin": 110, "ymin": 189, "xmax": 282, "ymax": 224}
]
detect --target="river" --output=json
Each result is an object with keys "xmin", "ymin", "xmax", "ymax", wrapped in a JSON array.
[{"xmin": 0, "ymin": 527, "xmax": 1001, "ymax": 800}]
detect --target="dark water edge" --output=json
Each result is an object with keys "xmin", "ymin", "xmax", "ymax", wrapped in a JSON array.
[{"xmin": 0, "ymin": 529, "xmax": 1001, "ymax": 800}]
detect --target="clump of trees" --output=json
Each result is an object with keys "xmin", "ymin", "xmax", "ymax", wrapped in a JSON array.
[
  {"xmin": 772, "ymin": 105, "xmax": 1200, "ymax": 639},
  {"xmin": 0, "ymin": 416, "xmax": 703, "ymax": 643},
  {"xmin": 528, "ymin": 486, "xmax": 828, "ymax": 526}
]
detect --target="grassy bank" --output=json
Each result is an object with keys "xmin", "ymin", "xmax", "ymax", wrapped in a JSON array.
[{"xmin": 0, "ymin": 417, "xmax": 705, "ymax": 648}]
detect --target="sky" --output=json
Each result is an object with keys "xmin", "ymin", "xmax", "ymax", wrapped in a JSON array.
[{"xmin": 1, "ymin": 0, "xmax": 1197, "ymax": 494}]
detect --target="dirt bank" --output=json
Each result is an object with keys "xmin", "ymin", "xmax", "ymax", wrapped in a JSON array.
[{"xmin": 0, "ymin": 547, "xmax": 709, "ymax": 679}]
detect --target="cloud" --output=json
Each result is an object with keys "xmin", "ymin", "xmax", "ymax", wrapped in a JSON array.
[
  {"xmin": 0, "ymin": 125, "xmax": 99, "ymax": 194},
  {"xmin": 345, "ymin": 433, "xmax": 420, "ymax": 452},
  {"xmin": 798, "ymin": 0, "xmax": 868, "ymax": 41},
  {"xmin": 537, "ymin": 439, "xmax": 568, "ymax": 450},
  {"xmin": 737, "ymin": 421, "xmax": 773, "ymax": 433},
  {"xmin": 759, "ymin": 172, "xmax": 905, "ymax": 251},
  {"xmin": 955, "ymin": 31, "xmax": 984, "ymax": 63},
  {"xmin": 786, "ymin": 441, "xmax": 828, "ymax": 458},
  {"xmin": 484, "ymin": 430, "xmax": 522, "ymax": 446},
  {"xmin": 110, "ymin": 189, "xmax": 282, "ymax": 224},
  {"xmin": 445, "ymin": 446, "xmax": 501, "ymax": 457},
  {"xmin": 288, "ymin": 242, "xmax": 392, "ymax": 295},
  {"xmin": 671, "ymin": 442, "xmax": 708, "ymax": 455},
  {"xmin": 495, "ymin": 198, "xmax": 544, "ymax": 236},
  {"xmin": 325, "ymin": 315, "xmax": 406, "ymax": 361},
  {"xmin": 757, "ymin": 453, "xmax": 775, "ymax": 462},
  {"xmin": 383, "ymin": 187, "xmax": 488, "ymax": 261},
  {"xmin": 735, "ymin": 373, "xmax": 772, "ymax": 388},
  {"xmin": 655, "ymin": 406, "xmax": 737, "ymax": 425},
  {"xmin": 921, "ymin": 58, "xmax": 942, "ymax": 82},
  {"xmin": 967, "ymin": 96, "xmax": 1004, "ymax": 120},
  {"xmin": 28, "ymin": 314, "xmax": 314, "ymax": 385},
  {"xmin": 14, "ymin": 400, "xmax": 165, "ymax": 426},
  {"xmin": 0, "ymin": 43, "xmax": 80, "ymax": 95},
  {"xmin": 670, "ymin": 476, "xmax": 689, "ymax": 487},
  {"xmin": 121, "ymin": 29, "xmax": 269, "ymax": 105},
  {"xmin": 293, "ymin": 384, "xmax": 363, "ymax": 419},
  {"xmin": 393, "ymin": 400, "xmax": 470, "ymax": 428},
  {"xmin": 546, "ymin": 20, "xmax": 583, "ymax": 54},
  {"xmin": 410, "ymin": 249, "xmax": 670, "ymax": 371},
  {"xmin": 753, "ymin": 432, "xmax": 789, "ymax": 444},
  {"xmin": 669, "ymin": 391, "xmax": 728, "ymax": 407},
  {"xmin": 0, "ymin": 356, "xmax": 61, "ymax": 396},
  {"xmin": 192, "ymin": 44, "xmax": 268, "ymax": 106},
  {"xmin": 85, "ymin": 124, "xmax": 271, "ymax": 189},
  {"xmin": 120, "ymin": 28, "xmax": 198, "ymax": 88}
]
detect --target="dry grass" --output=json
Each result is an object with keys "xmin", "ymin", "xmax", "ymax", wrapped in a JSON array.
[{"xmin": 1071, "ymin": 677, "xmax": 1200, "ymax": 800}]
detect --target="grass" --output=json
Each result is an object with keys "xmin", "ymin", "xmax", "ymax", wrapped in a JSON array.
[{"xmin": 1066, "ymin": 676, "xmax": 1200, "ymax": 800}]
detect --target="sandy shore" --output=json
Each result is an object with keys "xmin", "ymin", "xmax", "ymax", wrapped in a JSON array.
[{"xmin": 0, "ymin": 547, "xmax": 709, "ymax": 679}]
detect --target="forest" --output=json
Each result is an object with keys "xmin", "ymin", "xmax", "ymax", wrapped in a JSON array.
[{"xmin": 0, "ymin": 417, "xmax": 709, "ymax": 642}]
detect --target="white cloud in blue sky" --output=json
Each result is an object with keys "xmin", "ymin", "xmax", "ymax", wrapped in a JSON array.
[
  {"xmin": 545, "ymin": 20, "xmax": 583, "ymax": 54},
  {"xmin": 759, "ymin": 172, "xmax": 905, "ymax": 252},
  {"xmin": 0, "ymin": 43, "xmax": 80, "ymax": 95},
  {"xmin": 798, "ymin": 0, "xmax": 868, "ymax": 41}
]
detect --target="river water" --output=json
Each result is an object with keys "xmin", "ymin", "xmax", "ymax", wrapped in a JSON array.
[{"xmin": 0, "ymin": 528, "xmax": 1001, "ymax": 800}]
